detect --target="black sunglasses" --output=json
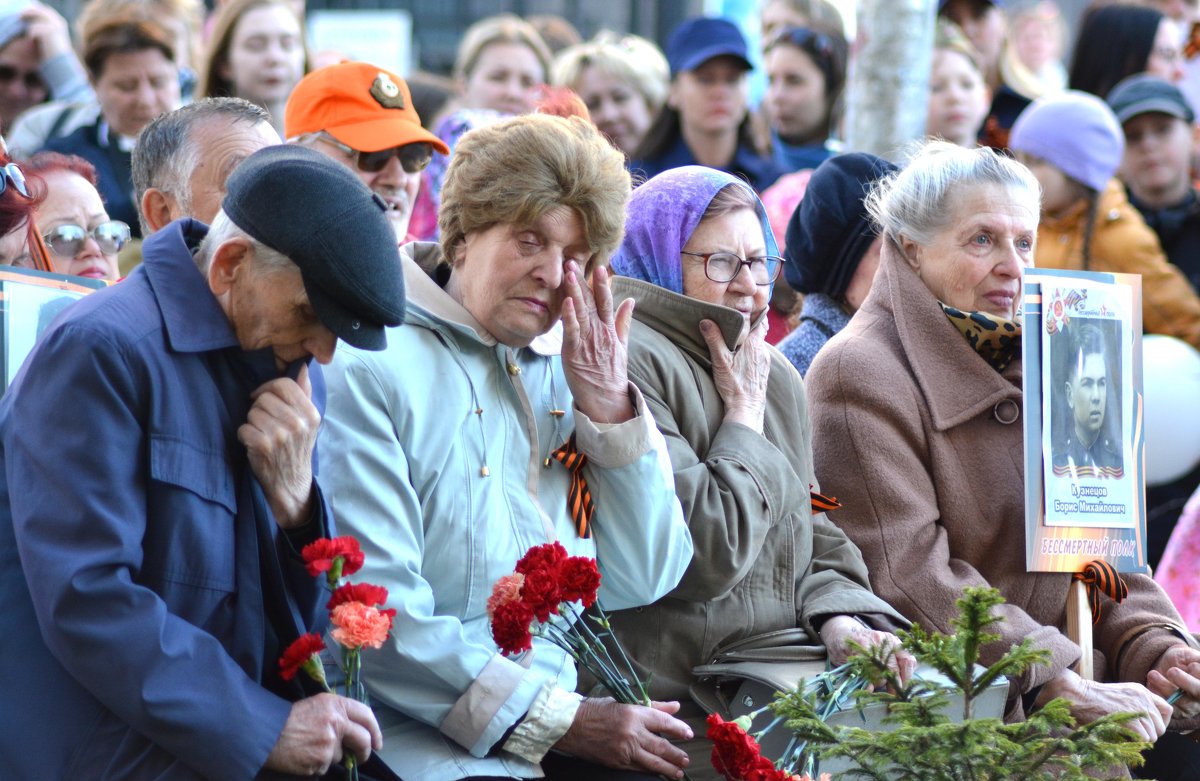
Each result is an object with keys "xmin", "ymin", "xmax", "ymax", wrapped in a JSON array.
[
  {"xmin": 0, "ymin": 64, "xmax": 46, "ymax": 92},
  {"xmin": 42, "ymin": 220, "xmax": 132, "ymax": 258},
  {"xmin": 767, "ymin": 26, "xmax": 839, "ymax": 67},
  {"xmin": 320, "ymin": 133, "xmax": 433, "ymax": 174}
]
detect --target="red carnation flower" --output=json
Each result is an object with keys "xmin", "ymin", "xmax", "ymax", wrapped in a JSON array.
[
  {"xmin": 708, "ymin": 713, "xmax": 776, "ymax": 781},
  {"xmin": 521, "ymin": 565, "xmax": 563, "ymax": 623},
  {"xmin": 279, "ymin": 633, "xmax": 326, "ymax": 681},
  {"xmin": 302, "ymin": 536, "xmax": 365, "ymax": 579},
  {"xmin": 492, "ymin": 599, "xmax": 535, "ymax": 656},
  {"xmin": 328, "ymin": 582, "xmax": 389, "ymax": 611},
  {"xmin": 559, "ymin": 556, "xmax": 601, "ymax": 608},
  {"xmin": 515, "ymin": 541, "xmax": 569, "ymax": 577}
]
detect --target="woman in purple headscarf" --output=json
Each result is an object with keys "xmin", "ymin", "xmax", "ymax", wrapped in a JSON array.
[{"xmin": 599, "ymin": 165, "xmax": 912, "ymax": 776}]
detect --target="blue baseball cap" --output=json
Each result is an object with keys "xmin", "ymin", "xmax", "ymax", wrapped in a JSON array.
[
  {"xmin": 938, "ymin": 0, "xmax": 1003, "ymax": 11},
  {"xmin": 665, "ymin": 17, "xmax": 752, "ymax": 76}
]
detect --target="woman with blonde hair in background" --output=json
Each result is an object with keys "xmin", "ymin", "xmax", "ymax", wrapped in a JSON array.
[{"xmin": 553, "ymin": 32, "xmax": 668, "ymax": 158}]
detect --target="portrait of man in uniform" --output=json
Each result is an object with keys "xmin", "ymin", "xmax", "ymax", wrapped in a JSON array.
[{"xmin": 1052, "ymin": 321, "xmax": 1123, "ymax": 477}]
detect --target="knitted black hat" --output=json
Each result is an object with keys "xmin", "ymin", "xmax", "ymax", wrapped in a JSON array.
[
  {"xmin": 783, "ymin": 152, "xmax": 896, "ymax": 299},
  {"xmin": 222, "ymin": 144, "xmax": 405, "ymax": 350}
]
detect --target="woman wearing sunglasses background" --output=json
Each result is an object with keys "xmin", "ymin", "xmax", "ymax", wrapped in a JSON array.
[{"xmin": 24, "ymin": 151, "xmax": 127, "ymax": 280}]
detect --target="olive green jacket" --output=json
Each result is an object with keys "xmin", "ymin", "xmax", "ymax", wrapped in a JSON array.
[{"xmin": 604, "ymin": 277, "xmax": 904, "ymax": 706}]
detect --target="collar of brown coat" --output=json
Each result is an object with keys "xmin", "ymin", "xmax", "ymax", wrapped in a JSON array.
[{"xmin": 868, "ymin": 240, "xmax": 1024, "ymax": 434}]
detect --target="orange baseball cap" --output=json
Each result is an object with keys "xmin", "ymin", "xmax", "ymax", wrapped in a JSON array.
[{"xmin": 285, "ymin": 61, "xmax": 450, "ymax": 155}]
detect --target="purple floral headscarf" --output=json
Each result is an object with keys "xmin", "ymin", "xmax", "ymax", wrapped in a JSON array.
[{"xmin": 610, "ymin": 166, "xmax": 779, "ymax": 294}]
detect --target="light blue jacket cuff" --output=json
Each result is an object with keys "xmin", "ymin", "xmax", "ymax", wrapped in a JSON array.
[{"xmin": 574, "ymin": 383, "xmax": 655, "ymax": 469}]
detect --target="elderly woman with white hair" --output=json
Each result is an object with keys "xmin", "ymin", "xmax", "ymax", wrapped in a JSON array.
[{"xmin": 806, "ymin": 139, "xmax": 1200, "ymax": 777}]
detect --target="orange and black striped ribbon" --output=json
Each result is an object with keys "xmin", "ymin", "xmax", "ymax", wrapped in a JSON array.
[
  {"xmin": 551, "ymin": 433, "xmax": 594, "ymax": 538},
  {"xmin": 1074, "ymin": 560, "xmax": 1129, "ymax": 625},
  {"xmin": 810, "ymin": 485, "xmax": 843, "ymax": 515}
]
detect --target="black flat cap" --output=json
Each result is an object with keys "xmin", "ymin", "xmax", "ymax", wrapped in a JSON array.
[
  {"xmin": 783, "ymin": 152, "xmax": 896, "ymax": 299},
  {"xmin": 222, "ymin": 144, "xmax": 405, "ymax": 350}
]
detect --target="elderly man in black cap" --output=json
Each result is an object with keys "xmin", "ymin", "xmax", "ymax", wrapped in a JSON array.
[{"xmin": 0, "ymin": 145, "xmax": 405, "ymax": 780}]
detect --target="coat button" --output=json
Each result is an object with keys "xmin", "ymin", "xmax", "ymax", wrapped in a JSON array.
[
  {"xmin": 994, "ymin": 399, "xmax": 1020, "ymax": 424},
  {"xmin": 351, "ymin": 320, "xmax": 361, "ymax": 330}
]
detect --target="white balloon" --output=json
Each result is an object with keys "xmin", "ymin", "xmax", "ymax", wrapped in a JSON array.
[{"xmin": 1144, "ymin": 335, "xmax": 1200, "ymax": 486}]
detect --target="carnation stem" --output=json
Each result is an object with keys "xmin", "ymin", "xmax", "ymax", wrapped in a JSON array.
[
  {"xmin": 591, "ymin": 601, "xmax": 651, "ymax": 705},
  {"xmin": 541, "ymin": 622, "xmax": 635, "ymax": 702}
]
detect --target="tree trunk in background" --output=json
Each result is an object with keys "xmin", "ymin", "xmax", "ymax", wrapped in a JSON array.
[{"xmin": 845, "ymin": 0, "xmax": 938, "ymax": 162}]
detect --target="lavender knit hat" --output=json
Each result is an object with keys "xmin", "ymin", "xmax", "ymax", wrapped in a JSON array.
[{"xmin": 1009, "ymin": 90, "xmax": 1124, "ymax": 193}]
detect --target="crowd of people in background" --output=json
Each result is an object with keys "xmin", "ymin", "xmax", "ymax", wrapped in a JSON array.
[{"xmin": 6, "ymin": 0, "xmax": 1200, "ymax": 779}]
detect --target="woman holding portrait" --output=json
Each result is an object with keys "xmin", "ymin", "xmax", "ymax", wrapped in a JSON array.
[
  {"xmin": 318, "ymin": 114, "xmax": 694, "ymax": 781},
  {"xmin": 805, "ymin": 140, "xmax": 1200, "ymax": 778},
  {"xmin": 605, "ymin": 165, "xmax": 912, "ymax": 778}
]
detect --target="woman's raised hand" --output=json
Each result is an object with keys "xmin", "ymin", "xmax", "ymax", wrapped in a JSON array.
[
  {"xmin": 700, "ymin": 316, "xmax": 770, "ymax": 434},
  {"xmin": 561, "ymin": 262, "xmax": 636, "ymax": 424}
]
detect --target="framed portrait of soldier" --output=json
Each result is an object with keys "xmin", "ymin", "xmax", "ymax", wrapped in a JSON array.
[
  {"xmin": 1, "ymin": 266, "xmax": 105, "ymax": 391},
  {"xmin": 1022, "ymin": 268, "xmax": 1148, "ymax": 575}
]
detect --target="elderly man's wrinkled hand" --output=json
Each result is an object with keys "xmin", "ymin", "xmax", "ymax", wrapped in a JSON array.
[
  {"xmin": 553, "ymin": 697, "xmax": 692, "ymax": 779},
  {"xmin": 560, "ymin": 262, "xmax": 636, "ymax": 424},
  {"xmin": 819, "ymin": 615, "xmax": 917, "ymax": 687},
  {"xmin": 238, "ymin": 364, "xmax": 321, "ymax": 528},
  {"xmin": 700, "ymin": 316, "xmax": 770, "ymax": 434},
  {"xmin": 264, "ymin": 693, "xmax": 382, "ymax": 776},
  {"xmin": 1148, "ymin": 644, "xmax": 1200, "ymax": 723}
]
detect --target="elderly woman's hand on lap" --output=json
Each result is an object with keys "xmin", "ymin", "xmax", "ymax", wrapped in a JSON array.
[
  {"xmin": 820, "ymin": 615, "xmax": 917, "ymax": 687},
  {"xmin": 555, "ymin": 698, "xmax": 692, "ymax": 778},
  {"xmin": 1038, "ymin": 669, "xmax": 1172, "ymax": 742},
  {"xmin": 1147, "ymin": 644, "xmax": 1200, "ymax": 723}
]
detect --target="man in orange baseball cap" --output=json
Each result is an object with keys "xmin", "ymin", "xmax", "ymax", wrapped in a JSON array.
[{"xmin": 286, "ymin": 61, "xmax": 449, "ymax": 243}]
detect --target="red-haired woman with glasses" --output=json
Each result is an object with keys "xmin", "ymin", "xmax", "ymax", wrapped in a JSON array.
[{"xmin": 24, "ymin": 151, "xmax": 129, "ymax": 280}]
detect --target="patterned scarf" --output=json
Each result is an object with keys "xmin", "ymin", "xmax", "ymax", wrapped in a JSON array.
[{"xmin": 940, "ymin": 303, "xmax": 1022, "ymax": 372}]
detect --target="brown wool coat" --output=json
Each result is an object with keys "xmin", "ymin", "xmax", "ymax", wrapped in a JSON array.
[{"xmin": 806, "ymin": 244, "xmax": 1195, "ymax": 719}]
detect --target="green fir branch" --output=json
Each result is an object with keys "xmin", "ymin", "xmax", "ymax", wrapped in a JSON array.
[{"xmin": 757, "ymin": 587, "xmax": 1153, "ymax": 780}]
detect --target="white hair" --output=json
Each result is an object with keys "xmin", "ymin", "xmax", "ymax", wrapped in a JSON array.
[
  {"xmin": 865, "ymin": 139, "xmax": 1042, "ymax": 247},
  {"xmin": 194, "ymin": 210, "xmax": 295, "ymax": 274}
]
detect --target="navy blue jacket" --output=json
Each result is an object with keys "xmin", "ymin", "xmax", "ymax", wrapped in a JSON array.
[
  {"xmin": 0, "ymin": 219, "xmax": 330, "ymax": 780},
  {"xmin": 43, "ymin": 117, "xmax": 141, "ymax": 237},
  {"xmin": 630, "ymin": 135, "xmax": 786, "ymax": 193}
]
